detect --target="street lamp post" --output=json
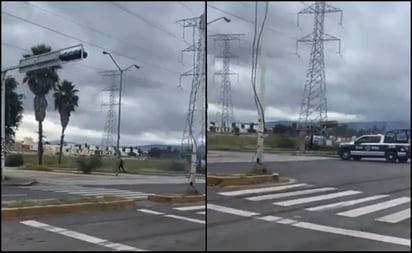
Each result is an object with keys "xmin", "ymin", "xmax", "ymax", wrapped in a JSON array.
[
  {"xmin": 102, "ymin": 51, "xmax": 140, "ymax": 157},
  {"xmin": 205, "ymin": 16, "xmax": 230, "ymax": 154},
  {"xmin": 207, "ymin": 17, "xmax": 231, "ymax": 25}
]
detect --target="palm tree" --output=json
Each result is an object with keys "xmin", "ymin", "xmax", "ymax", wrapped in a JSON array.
[
  {"xmin": 54, "ymin": 80, "xmax": 79, "ymax": 164},
  {"xmin": 23, "ymin": 44, "xmax": 61, "ymax": 165},
  {"xmin": 5, "ymin": 76, "xmax": 24, "ymax": 144}
]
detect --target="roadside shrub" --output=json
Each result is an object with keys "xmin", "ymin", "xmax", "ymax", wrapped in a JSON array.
[
  {"xmin": 128, "ymin": 151, "xmax": 137, "ymax": 157},
  {"xmin": 167, "ymin": 161, "xmax": 186, "ymax": 172},
  {"xmin": 277, "ymin": 135, "xmax": 296, "ymax": 149},
  {"xmin": 5, "ymin": 154, "xmax": 24, "ymax": 167},
  {"xmin": 76, "ymin": 155, "xmax": 103, "ymax": 174}
]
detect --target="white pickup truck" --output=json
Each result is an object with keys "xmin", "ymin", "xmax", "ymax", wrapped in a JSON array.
[{"xmin": 337, "ymin": 129, "xmax": 410, "ymax": 163}]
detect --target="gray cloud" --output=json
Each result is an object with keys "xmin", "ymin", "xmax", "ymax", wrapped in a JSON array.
[
  {"xmin": 207, "ymin": 1, "xmax": 410, "ymax": 123},
  {"xmin": 2, "ymin": 1, "xmax": 204, "ymax": 146}
]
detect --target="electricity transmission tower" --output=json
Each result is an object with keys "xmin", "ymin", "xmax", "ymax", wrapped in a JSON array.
[
  {"xmin": 210, "ymin": 33, "xmax": 244, "ymax": 132},
  {"xmin": 100, "ymin": 70, "xmax": 119, "ymax": 156},
  {"xmin": 178, "ymin": 14, "xmax": 205, "ymax": 148},
  {"xmin": 296, "ymin": 1, "xmax": 342, "ymax": 133},
  {"xmin": 177, "ymin": 13, "xmax": 205, "ymax": 190}
]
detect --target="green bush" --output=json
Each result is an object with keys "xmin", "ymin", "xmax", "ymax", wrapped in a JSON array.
[
  {"xmin": 76, "ymin": 155, "xmax": 103, "ymax": 174},
  {"xmin": 276, "ymin": 135, "xmax": 296, "ymax": 149},
  {"xmin": 5, "ymin": 154, "xmax": 24, "ymax": 167},
  {"xmin": 167, "ymin": 161, "xmax": 186, "ymax": 172},
  {"xmin": 128, "ymin": 151, "xmax": 137, "ymax": 157}
]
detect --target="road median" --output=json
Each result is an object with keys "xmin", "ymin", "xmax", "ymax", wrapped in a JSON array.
[
  {"xmin": 207, "ymin": 173, "xmax": 280, "ymax": 187},
  {"xmin": 2, "ymin": 196, "xmax": 136, "ymax": 220},
  {"xmin": 148, "ymin": 193, "xmax": 205, "ymax": 204}
]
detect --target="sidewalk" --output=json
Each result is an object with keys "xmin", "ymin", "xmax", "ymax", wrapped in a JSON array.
[{"xmin": 2, "ymin": 175, "xmax": 37, "ymax": 186}]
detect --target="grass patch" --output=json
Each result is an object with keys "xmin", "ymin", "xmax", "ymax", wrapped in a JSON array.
[
  {"xmin": 208, "ymin": 133, "xmax": 339, "ymax": 153},
  {"xmin": 23, "ymin": 164, "xmax": 53, "ymax": 171},
  {"xmin": 22, "ymin": 154, "xmax": 186, "ymax": 174},
  {"xmin": 2, "ymin": 196, "xmax": 124, "ymax": 208},
  {"xmin": 207, "ymin": 134, "xmax": 298, "ymax": 150}
]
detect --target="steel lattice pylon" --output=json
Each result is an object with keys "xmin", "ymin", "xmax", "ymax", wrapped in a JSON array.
[
  {"xmin": 178, "ymin": 14, "xmax": 205, "ymax": 149},
  {"xmin": 296, "ymin": 1, "xmax": 342, "ymax": 132},
  {"xmin": 100, "ymin": 70, "xmax": 119, "ymax": 156},
  {"xmin": 210, "ymin": 33, "xmax": 244, "ymax": 132}
]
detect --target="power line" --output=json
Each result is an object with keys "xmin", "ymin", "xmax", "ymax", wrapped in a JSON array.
[
  {"xmin": 2, "ymin": 42, "xmax": 31, "ymax": 53},
  {"xmin": 2, "ymin": 11, "xmax": 181, "ymax": 75},
  {"xmin": 109, "ymin": 2, "xmax": 190, "ymax": 45},
  {"xmin": 178, "ymin": 2, "xmax": 194, "ymax": 13},
  {"xmin": 207, "ymin": 3, "xmax": 292, "ymax": 39},
  {"xmin": 23, "ymin": 2, "xmax": 169, "ymax": 62},
  {"xmin": 207, "ymin": 3, "xmax": 340, "ymax": 56}
]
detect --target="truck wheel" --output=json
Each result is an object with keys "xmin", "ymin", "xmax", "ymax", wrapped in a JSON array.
[
  {"xmin": 385, "ymin": 150, "xmax": 397, "ymax": 163},
  {"xmin": 340, "ymin": 150, "xmax": 351, "ymax": 160},
  {"xmin": 398, "ymin": 157, "xmax": 409, "ymax": 163}
]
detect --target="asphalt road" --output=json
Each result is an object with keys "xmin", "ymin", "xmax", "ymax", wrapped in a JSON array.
[
  {"xmin": 2, "ymin": 170, "xmax": 205, "ymax": 203},
  {"xmin": 2, "ymin": 200, "xmax": 205, "ymax": 251},
  {"xmin": 2, "ymin": 171, "xmax": 206, "ymax": 251},
  {"xmin": 207, "ymin": 157, "xmax": 410, "ymax": 251}
]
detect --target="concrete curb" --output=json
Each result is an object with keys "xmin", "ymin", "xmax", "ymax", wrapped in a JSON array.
[
  {"xmin": 217, "ymin": 177, "xmax": 296, "ymax": 190},
  {"xmin": 207, "ymin": 173, "xmax": 279, "ymax": 187},
  {"xmin": 1, "ymin": 199, "xmax": 136, "ymax": 220},
  {"xmin": 2, "ymin": 180, "xmax": 38, "ymax": 186},
  {"xmin": 148, "ymin": 194, "xmax": 205, "ymax": 204}
]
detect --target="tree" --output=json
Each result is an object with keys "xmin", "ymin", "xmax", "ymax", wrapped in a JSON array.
[
  {"xmin": 148, "ymin": 147, "xmax": 161, "ymax": 158},
  {"xmin": 5, "ymin": 76, "xmax": 24, "ymax": 144},
  {"xmin": 23, "ymin": 44, "xmax": 61, "ymax": 165},
  {"xmin": 53, "ymin": 80, "xmax": 79, "ymax": 164}
]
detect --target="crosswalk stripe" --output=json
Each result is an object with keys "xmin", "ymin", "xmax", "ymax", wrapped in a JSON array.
[
  {"xmin": 376, "ymin": 208, "xmax": 411, "ymax": 223},
  {"xmin": 60, "ymin": 190, "xmax": 129, "ymax": 194},
  {"xmin": 207, "ymin": 203, "xmax": 260, "ymax": 217},
  {"xmin": 218, "ymin": 184, "xmax": 310, "ymax": 197},
  {"xmin": 337, "ymin": 197, "xmax": 411, "ymax": 218},
  {"xmin": 273, "ymin": 190, "xmax": 362, "ymax": 206},
  {"xmin": 197, "ymin": 211, "xmax": 206, "ymax": 215},
  {"xmin": 305, "ymin": 195, "xmax": 389, "ymax": 211},
  {"xmin": 245, "ymin": 187, "xmax": 336, "ymax": 201},
  {"xmin": 174, "ymin": 205, "xmax": 205, "ymax": 211}
]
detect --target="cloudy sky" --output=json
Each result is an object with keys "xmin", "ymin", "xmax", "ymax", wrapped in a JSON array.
[
  {"xmin": 2, "ymin": 1, "xmax": 204, "ymax": 146},
  {"xmin": 207, "ymin": 1, "xmax": 410, "ymax": 124}
]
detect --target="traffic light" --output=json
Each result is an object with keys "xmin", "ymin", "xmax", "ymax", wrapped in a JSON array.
[{"xmin": 59, "ymin": 50, "xmax": 88, "ymax": 62}]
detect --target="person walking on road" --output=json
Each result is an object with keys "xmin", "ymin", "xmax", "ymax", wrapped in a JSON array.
[{"xmin": 115, "ymin": 155, "xmax": 127, "ymax": 176}]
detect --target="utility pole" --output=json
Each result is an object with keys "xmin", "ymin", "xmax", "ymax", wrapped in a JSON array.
[
  {"xmin": 210, "ymin": 33, "xmax": 244, "ymax": 132},
  {"xmin": 102, "ymin": 51, "xmax": 140, "ymax": 157},
  {"xmin": 296, "ymin": 1, "xmax": 342, "ymax": 151},
  {"xmin": 177, "ymin": 13, "xmax": 205, "ymax": 192},
  {"xmin": 251, "ymin": 2, "xmax": 269, "ymax": 173}
]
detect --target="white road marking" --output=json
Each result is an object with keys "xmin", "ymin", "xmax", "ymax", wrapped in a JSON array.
[
  {"xmin": 305, "ymin": 195, "xmax": 389, "ymax": 211},
  {"xmin": 137, "ymin": 209, "xmax": 205, "ymax": 224},
  {"xmin": 376, "ymin": 208, "xmax": 411, "ymax": 223},
  {"xmin": 137, "ymin": 209, "xmax": 164, "ymax": 215},
  {"xmin": 197, "ymin": 211, "xmax": 206, "ymax": 215},
  {"xmin": 173, "ymin": 205, "xmax": 205, "ymax": 211},
  {"xmin": 2, "ymin": 194, "xmax": 27, "ymax": 197},
  {"xmin": 292, "ymin": 221, "xmax": 410, "ymax": 247},
  {"xmin": 245, "ymin": 187, "xmax": 336, "ymax": 201},
  {"xmin": 208, "ymin": 204, "xmax": 410, "ymax": 247},
  {"xmin": 207, "ymin": 203, "xmax": 259, "ymax": 217},
  {"xmin": 337, "ymin": 197, "xmax": 411, "ymax": 218},
  {"xmin": 20, "ymin": 220, "xmax": 145, "ymax": 251},
  {"xmin": 274, "ymin": 190, "xmax": 362, "ymax": 206},
  {"xmin": 257, "ymin": 215, "xmax": 282, "ymax": 222},
  {"xmin": 164, "ymin": 214, "xmax": 205, "ymax": 224},
  {"xmin": 218, "ymin": 184, "xmax": 310, "ymax": 197},
  {"xmin": 276, "ymin": 218, "xmax": 297, "ymax": 225}
]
